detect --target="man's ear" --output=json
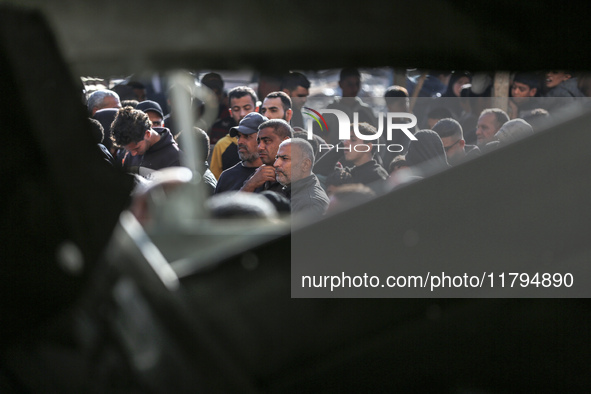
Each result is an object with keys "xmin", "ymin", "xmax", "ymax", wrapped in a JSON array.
[
  {"xmin": 285, "ymin": 109, "xmax": 293, "ymax": 123},
  {"xmin": 144, "ymin": 130, "xmax": 151, "ymax": 140},
  {"xmin": 302, "ymin": 157, "xmax": 312, "ymax": 173},
  {"xmin": 530, "ymin": 88, "xmax": 538, "ymax": 97}
]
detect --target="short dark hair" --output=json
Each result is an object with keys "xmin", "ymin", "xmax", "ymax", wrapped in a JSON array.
[
  {"xmin": 88, "ymin": 118, "xmax": 104, "ymax": 144},
  {"xmin": 432, "ymin": 118, "xmax": 463, "ymax": 139},
  {"xmin": 228, "ymin": 86, "xmax": 258, "ymax": 106},
  {"xmin": 513, "ymin": 73, "xmax": 542, "ymax": 91},
  {"xmin": 340, "ymin": 68, "xmax": 360, "ymax": 81},
  {"xmin": 264, "ymin": 91, "xmax": 292, "ymax": 111},
  {"xmin": 258, "ymin": 119, "xmax": 294, "ymax": 139},
  {"xmin": 201, "ymin": 72, "xmax": 224, "ymax": 92},
  {"xmin": 111, "ymin": 106, "xmax": 151, "ymax": 146},
  {"xmin": 280, "ymin": 71, "xmax": 310, "ymax": 91},
  {"xmin": 384, "ymin": 85, "xmax": 409, "ymax": 98}
]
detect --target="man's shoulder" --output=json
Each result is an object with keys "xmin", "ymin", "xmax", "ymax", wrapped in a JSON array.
[
  {"xmin": 220, "ymin": 161, "xmax": 253, "ymax": 175},
  {"xmin": 216, "ymin": 162, "xmax": 258, "ymax": 193},
  {"xmin": 291, "ymin": 174, "xmax": 329, "ymax": 214},
  {"xmin": 213, "ymin": 134, "xmax": 237, "ymax": 150}
]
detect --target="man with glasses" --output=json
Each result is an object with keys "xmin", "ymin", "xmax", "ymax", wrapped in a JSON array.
[{"xmin": 432, "ymin": 118, "xmax": 480, "ymax": 166}]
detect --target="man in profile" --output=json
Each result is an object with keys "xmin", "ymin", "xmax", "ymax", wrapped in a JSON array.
[
  {"xmin": 111, "ymin": 106, "xmax": 182, "ymax": 178},
  {"xmin": 274, "ymin": 138, "xmax": 329, "ymax": 216},
  {"xmin": 475, "ymin": 108, "xmax": 509, "ymax": 147},
  {"xmin": 240, "ymin": 119, "xmax": 292, "ymax": 195}
]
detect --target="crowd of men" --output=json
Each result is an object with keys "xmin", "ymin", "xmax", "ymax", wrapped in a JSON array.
[{"xmin": 85, "ymin": 69, "xmax": 589, "ymax": 223}]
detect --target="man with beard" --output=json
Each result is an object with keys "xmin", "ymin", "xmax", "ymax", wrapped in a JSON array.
[
  {"xmin": 214, "ymin": 112, "xmax": 268, "ymax": 193},
  {"xmin": 260, "ymin": 91, "xmax": 293, "ymax": 122},
  {"xmin": 274, "ymin": 138, "xmax": 329, "ymax": 216},
  {"xmin": 240, "ymin": 119, "xmax": 292, "ymax": 196}
]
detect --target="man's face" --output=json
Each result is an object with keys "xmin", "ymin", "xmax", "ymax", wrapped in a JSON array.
[
  {"xmin": 343, "ymin": 131, "xmax": 371, "ymax": 165},
  {"xmin": 229, "ymin": 95, "xmax": 256, "ymax": 123},
  {"xmin": 146, "ymin": 111, "xmax": 163, "ymax": 128},
  {"xmin": 261, "ymin": 97, "xmax": 289, "ymax": 120},
  {"xmin": 286, "ymin": 86, "xmax": 309, "ymax": 109},
  {"xmin": 511, "ymin": 82, "xmax": 537, "ymax": 104},
  {"xmin": 274, "ymin": 143, "xmax": 292, "ymax": 186},
  {"xmin": 441, "ymin": 135, "xmax": 465, "ymax": 165},
  {"xmin": 258, "ymin": 127, "xmax": 284, "ymax": 165},
  {"xmin": 236, "ymin": 131, "xmax": 259, "ymax": 162},
  {"xmin": 124, "ymin": 131, "xmax": 150, "ymax": 156},
  {"xmin": 476, "ymin": 113, "xmax": 499, "ymax": 146},
  {"xmin": 339, "ymin": 76, "xmax": 361, "ymax": 98},
  {"xmin": 545, "ymin": 71, "xmax": 571, "ymax": 89}
]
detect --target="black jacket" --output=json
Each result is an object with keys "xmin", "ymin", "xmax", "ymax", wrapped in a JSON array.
[
  {"xmin": 122, "ymin": 128, "xmax": 182, "ymax": 177},
  {"xmin": 347, "ymin": 159, "xmax": 389, "ymax": 194},
  {"xmin": 285, "ymin": 174, "xmax": 329, "ymax": 217}
]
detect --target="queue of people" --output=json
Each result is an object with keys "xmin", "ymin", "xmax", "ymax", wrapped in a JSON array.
[{"xmin": 85, "ymin": 69, "xmax": 589, "ymax": 223}]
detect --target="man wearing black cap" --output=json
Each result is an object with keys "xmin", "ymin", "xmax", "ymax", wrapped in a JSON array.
[
  {"xmin": 136, "ymin": 100, "xmax": 165, "ymax": 128},
  {"xmin": 215, "ymin": 112, "xmax": 268, "ymax": 194}
]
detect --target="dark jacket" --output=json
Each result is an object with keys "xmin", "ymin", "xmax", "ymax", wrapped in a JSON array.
[
  {"xmin": 122, "ymin": 128, "xmax": 182, "ymax": 177},
  {"xmin": 215, "ymin": 161, "xmax": 258, "ymax": 194},
  {"xmin": 346, "ymin": 159, "xmax": 389, "ymax": 194},
  {"xmin": 284, "ymin": 174, "xmax": 329, "ymax": 217}
]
